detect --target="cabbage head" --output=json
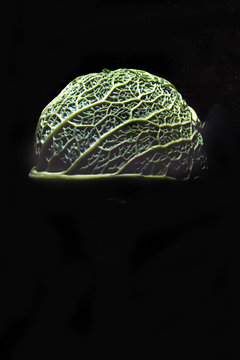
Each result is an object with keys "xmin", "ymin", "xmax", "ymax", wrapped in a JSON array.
[{"xmin": 29, "ymin": 68, "xmax": 207, "ymax": 180}]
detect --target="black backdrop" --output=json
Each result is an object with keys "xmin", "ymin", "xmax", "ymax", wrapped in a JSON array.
[{"xmin": 2, "ymin": 0, "xmax": 240, "ymax": 359}]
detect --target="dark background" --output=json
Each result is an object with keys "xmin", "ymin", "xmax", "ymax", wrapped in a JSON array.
[{"xmin": 2, "ymin": 0, "xmax": 240, "ymax": 359}]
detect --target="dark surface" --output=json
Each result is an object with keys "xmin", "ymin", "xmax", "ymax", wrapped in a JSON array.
[{"xmin": 3, "ymin": 0, "xmax": 240, "ymax": 359}]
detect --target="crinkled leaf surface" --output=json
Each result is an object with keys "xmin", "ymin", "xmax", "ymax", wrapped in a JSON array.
[{"xmin": 30, "ymin": 69, "xmax": 207, "ymax": 180}]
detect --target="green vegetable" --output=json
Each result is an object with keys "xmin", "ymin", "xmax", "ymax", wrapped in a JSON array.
[{"xmin": 29, "ymin": 68, "xmax": 207, "ymax": 180}]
